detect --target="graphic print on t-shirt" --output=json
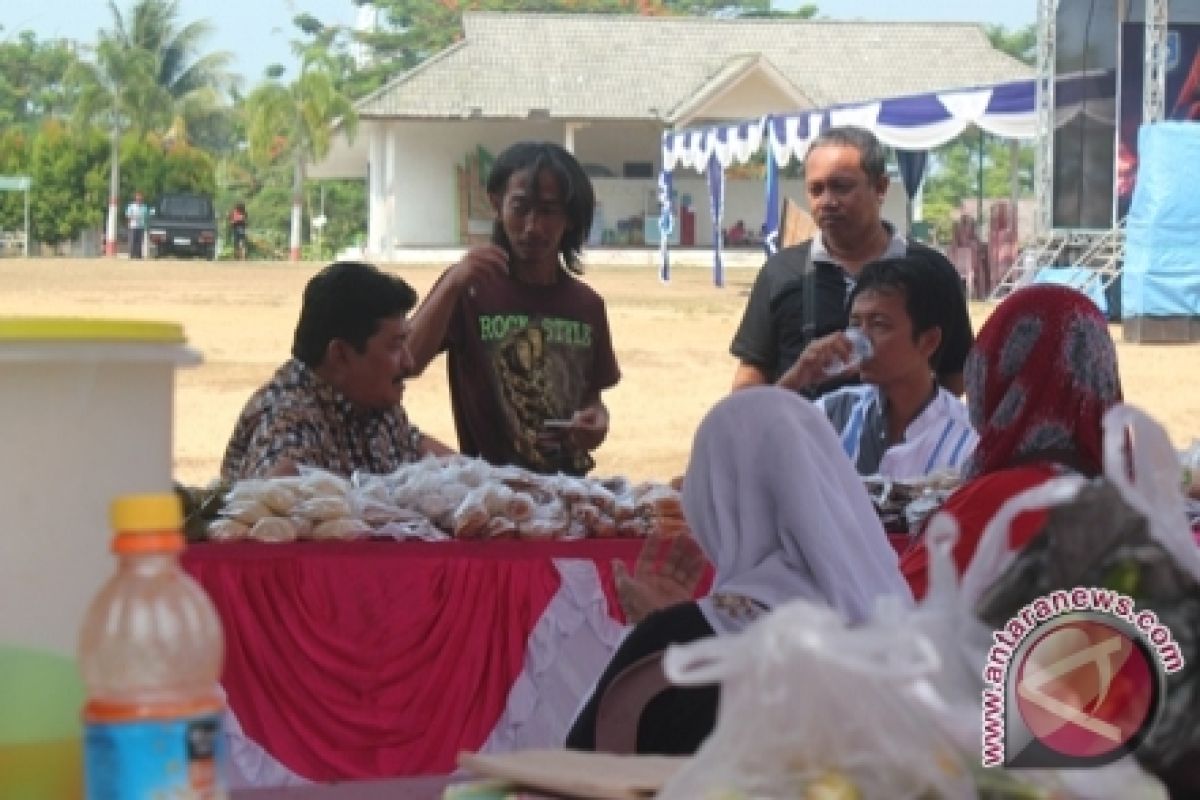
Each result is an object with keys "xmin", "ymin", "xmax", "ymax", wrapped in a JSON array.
[{"xmin": 481, "ymin": 312, "xmax": 594, "ymax": 474}]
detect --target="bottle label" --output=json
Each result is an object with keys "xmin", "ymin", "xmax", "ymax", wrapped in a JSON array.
[{"xmin": 83, "ymin": 710, "xmax": 226, "ymax": 799}]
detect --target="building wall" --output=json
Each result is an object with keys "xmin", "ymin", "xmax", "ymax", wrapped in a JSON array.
[
  {"xmin": 365, "ymin": 118, "xmax": 911, "ymax": 253},
  {"xmin": 367, "ymin": 119, "xmax": 665, "ymax": 255},
  {"xmin": 593, "ymin": 175, "xmax": 911, "ymax": 247},
  {"xmin": 686, "ymin": 70, "xmax": 807, "ymax": 123},
  {"xmin": 572, "ymin": 122, "xmax": 663, "ymax": 176}
]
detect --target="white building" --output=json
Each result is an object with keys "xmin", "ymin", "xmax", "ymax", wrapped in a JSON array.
[{"xmin": 311, "ymin": 12, "xmax": 1031, "ymax": 258}]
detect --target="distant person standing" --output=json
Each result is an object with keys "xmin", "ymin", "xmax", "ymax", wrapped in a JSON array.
[
  {"xmin": 229, "ymin": 202, "xmax": 248, "ymax": 260},
  {"xmin": 125, "ymin": 192, "xmax": 148, "ymax": 259}
]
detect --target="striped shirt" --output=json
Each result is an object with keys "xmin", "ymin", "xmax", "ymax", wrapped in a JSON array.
[
  {"xmin": 220, "ymin": 358, "xmax": 423, "ymax": 481},
  {"xmin": 816, "ymin": 384, "xmax": 977, "ymax": 479}
]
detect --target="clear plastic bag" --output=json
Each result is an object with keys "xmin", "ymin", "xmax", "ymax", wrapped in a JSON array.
[
  {"xmin": 1102, "ymin": 404, "xmax": 1200, "ymax": 582},
  {"xmin": 656, "ymin": 597, "xmax": 975, "ymax": 800},
  {"xmin": 654, "ymin": 509, "xmax": 1168, "ymax": 800}
]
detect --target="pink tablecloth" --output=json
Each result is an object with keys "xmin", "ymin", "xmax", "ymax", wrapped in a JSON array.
[{"xmin": 184, "ymin": 539, "xmax": 709, "ymax": 787}]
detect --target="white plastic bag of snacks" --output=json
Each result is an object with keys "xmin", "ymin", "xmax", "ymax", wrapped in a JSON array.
[{"xmin": 657, "ymin": 599, "xmax": 974, "ymax": 800}]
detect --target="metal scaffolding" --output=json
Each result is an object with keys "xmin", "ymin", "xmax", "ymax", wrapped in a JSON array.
[
  {"xmin": 1033, "ymin": 0, "xmax": 1057, "ymax": 240},
  {"xmin": 992, "ymin": 0, "xmax": 1171, "ymax": 302},
  {"xmin": 1145, "ymin": 0, "xmax": 1170, "ymax": 124}
]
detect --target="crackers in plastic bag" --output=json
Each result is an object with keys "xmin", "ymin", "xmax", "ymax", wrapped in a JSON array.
[
  {"xmin": 249, "ymin": 516, "xmax": 297, "ymax": 543},
  {"xmin": 634, "ymin": 483, "xmax": 684, "ymax": 518},
  {"xmin": 208, "ymin": 518, "xmax": 249, "ymax": 542},
  {"xmin": 485, "ymin": 516, "xmax": 519, "ymax": 540},
  {"xmin": 298, "ymin": 468, "xmax": 351, "ymax": 500},
  {"xmin": 225, "ymin": 499, "xmax": 272, "ymax": 526},
  {"xmin": 311, "ymin": 518, "xmax": 365, "ymax": 541},
  {"xmin": 293, "ymin": 495, "xmax": 354, "ymax": 522},
  {"xmin": 452, "ymin": 487, "xmax": 490, "ymax": 539}
]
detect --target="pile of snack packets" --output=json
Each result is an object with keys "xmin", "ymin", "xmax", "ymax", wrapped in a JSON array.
[{"xmin": 201, "ymin": 456, "xmax": 686, "ymax": 543}]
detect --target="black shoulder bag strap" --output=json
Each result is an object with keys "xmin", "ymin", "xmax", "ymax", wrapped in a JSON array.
[{"xmin": 801, "ymin": 241, "xmax": 818, "ymax": 348}]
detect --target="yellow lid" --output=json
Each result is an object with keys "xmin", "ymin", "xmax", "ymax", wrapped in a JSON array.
[
  {"xmin": 0, "ymin": 318, "xmax": 185, "ymax": 344},
  {"xmin": 110, "ymin": 494, "xmax": 183, "ymax": 533}
]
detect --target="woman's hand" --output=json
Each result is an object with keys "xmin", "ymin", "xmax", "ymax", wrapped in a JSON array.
[{"xmin": 613, "ymin": 532, "xmax": 707, "ymax": 624}]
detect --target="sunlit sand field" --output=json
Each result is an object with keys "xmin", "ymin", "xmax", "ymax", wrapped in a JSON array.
[{"xmin": 2, "ymin": 257, "xmax": 1197, "ymax": 485}]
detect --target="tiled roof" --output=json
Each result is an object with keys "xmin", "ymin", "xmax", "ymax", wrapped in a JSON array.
[{"xmin": 357, "ymin": 12, "xmax": 1033, "ymax": 121}]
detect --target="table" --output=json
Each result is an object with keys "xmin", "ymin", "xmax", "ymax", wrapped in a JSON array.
[
  {"xmin": 231, "ymin": 775, "xmax": 455, "ymax": 799},
  {"xmin": 183, "ymin": 539, "xmax": 674, "ymax": 788}
]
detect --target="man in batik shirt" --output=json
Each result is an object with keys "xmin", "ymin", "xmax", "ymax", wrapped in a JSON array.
[{"xmin": 221, "ymin": 261, "xmax": 451, "ymax": 481}]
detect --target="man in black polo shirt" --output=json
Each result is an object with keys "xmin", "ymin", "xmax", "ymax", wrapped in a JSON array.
[{"xmin": 730, "ymin": 125, "xmax": 972, "ymax": 397}]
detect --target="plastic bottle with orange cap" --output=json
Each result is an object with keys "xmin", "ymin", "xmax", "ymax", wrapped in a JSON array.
[{"xmin": 78, "ymin": 493, "xmax": 227, "ymax": 798}]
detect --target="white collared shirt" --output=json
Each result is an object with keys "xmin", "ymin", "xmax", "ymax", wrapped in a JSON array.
[{"xmin": 816, "ymin": 383, "xmax": 977, "ymax": 479}]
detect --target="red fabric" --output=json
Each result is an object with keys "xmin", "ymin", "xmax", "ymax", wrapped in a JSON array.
[
  {"xmin": 182, "ymin": 538, "xmax": 647, "ymax": 780},
  {"xmin": 966, "ymin": 284, "xmax": 1121, "ymax": 479},
  {"xmin": 901, "ymin": 464, "xmax": 1059, "ymax": 599},
  {"xmin": 886, "ymin": 533, "xmax": 910, "ymax": 555}
]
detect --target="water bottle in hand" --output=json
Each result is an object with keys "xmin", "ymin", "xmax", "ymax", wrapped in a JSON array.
[{"xmin": 823, "ymin": 327, "xmax": 873, "ymax": 376}]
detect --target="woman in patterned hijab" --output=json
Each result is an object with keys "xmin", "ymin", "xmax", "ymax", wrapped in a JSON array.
[
  {"xmin": 901, "ymin": 285, "xmax": 1123, "ymax": 597},
  {"xmin": 965, "ymin": 283, "xmax": 1122, "ymax": 478}
]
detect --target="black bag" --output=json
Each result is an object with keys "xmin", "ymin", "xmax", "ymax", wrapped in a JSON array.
[{"xmin": 974, "ymin": 479, "xmax": 1200, "ymax": 797}]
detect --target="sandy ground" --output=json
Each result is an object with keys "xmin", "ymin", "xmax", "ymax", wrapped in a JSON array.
[{"xmin": 1, "ymin": 257, "xmax": 1197, "ymax": 486}]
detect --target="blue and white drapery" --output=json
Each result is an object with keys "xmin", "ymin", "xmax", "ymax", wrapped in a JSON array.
[
  {"xmin": 656, "ymin": 79, "xmax": 1037, "ymax": 285},
  {"xmin": 657, "ymin": 167, "xmax": 674, "ymax": 283},
  {"xmin": 707, "ymin": 153, "xmax": 725, "ymax": 288},
  {"xmin": 762, "ymin": 144, "xmax": 780, "ymax": 257}
]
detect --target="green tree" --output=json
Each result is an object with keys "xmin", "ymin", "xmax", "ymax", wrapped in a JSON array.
[
  {"xmin": 921, "ymin": 130, "xmax": 1033, "ymax": 241},
  {"xmin": 68, "ymin": 0, "xmax": 234, "ymax": 254},
  {"xmin": 85, "ymin": 0, "xmax": 236, "ymax": 141},
  {"xmin": 306, "ymin": 179, "xmax": 369, "ymax": 259},
  {"xmin": 95, "ymin": 133, "xmax": 214, "ymax": 202},
  {"xmin": 985, "ymin": 23, "xmax": 1037, "ymax": 66},
  {"xmin": 917, "ymin": 23, "xmax": 1037, "ymax": 240},
  {"xmin": 0, "ymin": 32, "xmax": 81, "ymax": 129},
  {"xmin": 29, "ymin": 120, "xmax": 109, "ymax": 246},
  {"xmin": 161, "ymin": 144, "xmax": 216, "ymax": 194},
  {"xmin": 245, "ymin": 53, "xmax": 357, "ymax": 260},
  {"xmin": 114, "ymin": 135, "xmax": 166, "ymax": 200},
  {"xmin": 0, "ymin": 128, "xmax": 31, "ymax": 232}
]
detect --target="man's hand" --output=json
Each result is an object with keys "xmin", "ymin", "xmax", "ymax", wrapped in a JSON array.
[
  {"xmin": 566, "ymin": 404, "xmax": 608, "ymax": 451},
  {"xmin": 731, "ymin": 362, "xmax": 769, "ymax": 392},
  {"xmin": 536, "ymin": 401, "xmax": 609, "ymax": 453},
  {"xmin": 776, "ymin": 330, "xmax": 858, "ymax": 392},
  {"xmin": 408, "ymin": 245, "xmax": 509, "ymax": 376},
  {"xmin": 613, "ymin": 533, "xmax": 707, "ymax": 624},
  {"xmin": 450, "ymin": 244, "xmax": 509, "ymax": 292}
]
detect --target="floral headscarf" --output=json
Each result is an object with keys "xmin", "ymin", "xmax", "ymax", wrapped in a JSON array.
[{"xmin": 965, "ymin": 285, "xmax": 1122, "ymax": 478}]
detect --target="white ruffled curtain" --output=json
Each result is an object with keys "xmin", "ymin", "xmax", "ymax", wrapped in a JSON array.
[
  {"xmin": 658, "ymin": 79, "xmax": 1038, "ymax": 283},
  {"xmin": 661, "ymin": 79, "xmax": 1037, "ymax": 174}
]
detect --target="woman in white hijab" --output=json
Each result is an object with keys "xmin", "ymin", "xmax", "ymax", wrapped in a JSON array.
[{"xmin": 567, "ymin": 386, "xmax": 911, "ymax": 754}]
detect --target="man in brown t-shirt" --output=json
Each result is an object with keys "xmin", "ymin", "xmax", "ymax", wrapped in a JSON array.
[{"xmin": 409, "ymin": 141, "xmax": 620, "ymax": 475}]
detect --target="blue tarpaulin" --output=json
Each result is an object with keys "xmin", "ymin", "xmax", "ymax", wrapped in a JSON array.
[
  {"xmin": 1123, "ymin": 123, "xmax": 1200, "ymax": 317},
  {"xmin": 1031, "ymin": 267, "xmax": 1108, "ymax": 315}
]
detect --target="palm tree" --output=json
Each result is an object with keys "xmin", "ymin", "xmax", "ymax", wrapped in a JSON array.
[
  {"xmin": 69, "ymin": 0, "xmax": 234, "ymax": 255},
  {"xmin": 245, "ymin": 54, "xmax": 356, "ymax": 261},
  {"xmin": 101, "ymin": 0, "xmax": 236, "ymax": 140}
]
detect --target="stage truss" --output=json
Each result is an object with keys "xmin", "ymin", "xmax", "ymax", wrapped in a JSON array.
[{"xmin": 993, "ymin": 0, "xmax": 1170, "ymax": 302}]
